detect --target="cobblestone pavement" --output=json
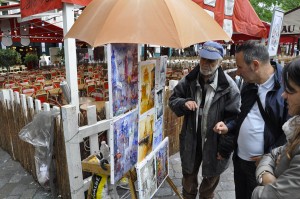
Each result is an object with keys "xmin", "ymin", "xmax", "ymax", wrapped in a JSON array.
[{"xmin": 0, "ymin": 147, "xmax": 235, "ymax": 199}]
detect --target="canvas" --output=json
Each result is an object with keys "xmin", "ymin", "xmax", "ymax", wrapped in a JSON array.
[
  {"xmin": 108, "ymin": 44, "xmax": 139, "ymax": 118},
  {"xmin": 110, "ymin": 109, "xmax": 139, "ymax": 184}
]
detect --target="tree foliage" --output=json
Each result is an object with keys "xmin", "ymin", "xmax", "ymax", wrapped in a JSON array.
[
  {"xmin": 250, "ymin": 0, "xmax": 300, "ymax": 22},
  {"xmin": 0, "ymin": 49, "xmax": 22, "ymax": 68},
  {"xmin": 24, "ymin": 53, "xmax": 38, "ymax": 67}
]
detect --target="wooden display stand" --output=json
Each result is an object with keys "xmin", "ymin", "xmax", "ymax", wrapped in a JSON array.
[{"xmin": 82, "ymin": 155, "xmax": 183, "ymax": 199}]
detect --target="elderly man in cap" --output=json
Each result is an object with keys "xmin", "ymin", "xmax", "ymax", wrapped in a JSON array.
[{"xmin": 169, "ymin": 41, "xmax": 241, "ymax": 199}]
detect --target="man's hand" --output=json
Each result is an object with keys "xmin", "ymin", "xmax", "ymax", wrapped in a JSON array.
[
  {"xmin": 185, "ymin": 101, "xmax": 198, "ymax": 111},
  {"xmin": 213, "ymin": 121, "xmax": 228, "ymax": 135}
]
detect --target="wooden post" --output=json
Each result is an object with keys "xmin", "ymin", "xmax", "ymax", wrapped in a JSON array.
[
  {"xmin": 62, "ymin": 105, "xmax": 84, "ymax": 199},
  {"xmin": 128, "ymin": 170, "xmax": 138, "ymax": 199},
  {"xmin": 166, "ymin": 176, "xmax": 183, "ymax": 199}
]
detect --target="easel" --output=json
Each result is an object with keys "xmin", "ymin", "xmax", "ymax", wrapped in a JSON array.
[
  {"xmin": 83, "ymin": 159, "xmax": 183, "ymax": 199},
  {"xmin": 126, "ymin": 169, "xmax": 183, "ymax": 199}
]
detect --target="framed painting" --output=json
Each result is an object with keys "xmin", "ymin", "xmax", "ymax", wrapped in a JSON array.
[
  {"xmin": 155, "ymin": 56, "xmax": 167, "ymax": 90},
  {"xmin": 138, "ymin": 110, "xmax": 155, "ymax": 162},
  {"xmin": 138, "ymin": 60, "xmax": 156, "ymax": 116},
  {"xmin": 110, "ymin": 109, "xmax": 138, "ymax": 184},
  {"xmin": 107, "ymin": 43, "xmax": 139, "ymax": 118}
]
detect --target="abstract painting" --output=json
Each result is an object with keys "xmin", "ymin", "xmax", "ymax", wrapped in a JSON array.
[
  {"xmin": 108, "ymin": 43, "xmax": 139, "ymax": 117},
  {"xmin": 155, "ymin": 56, "xmax": 167, "ymax": 90},
  {"xmin": 155, "ymin": 89, "xmax": 164, "ymax": 120},
  {"xmin": 110, "ymin": 109, "xmax": 138, "ymax": 184},
  {"xmin": 138, "ymin": 110, "xmax": 155, "ymax": 162},
  {"xmin": 153, "ymin": 117, "xmax": 163, "ymax": 150},
  {"xmin": 136, "ymin": 156, "xmax": 157, "ymax": 199},
  {"xmin": 155, "ymin": 137, "xmax": 169, "ymax": 188},
  {"xmin": 136, "ymin": 137, "xmax": 169, "ymax": 198},
  {"xmin": 139, "ymin": 60, "xmax": 156, "ymax": 116}
]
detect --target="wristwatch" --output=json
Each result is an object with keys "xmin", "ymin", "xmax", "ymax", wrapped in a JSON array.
[{"xmin": 257, "ymin": 170, "xmax": 271, "ymax": 185}]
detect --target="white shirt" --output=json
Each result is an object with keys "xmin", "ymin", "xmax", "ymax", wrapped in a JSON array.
[{"xmin": 237, "ymin": 74, "xmax": 275, "ymax": 161}]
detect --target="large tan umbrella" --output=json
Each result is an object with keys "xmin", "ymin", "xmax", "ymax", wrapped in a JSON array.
[{"xmin": 65, "ymin": 0, "xmax": 231, "ymax": 49}]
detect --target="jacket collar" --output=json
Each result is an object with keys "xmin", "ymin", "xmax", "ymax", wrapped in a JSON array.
[{"xmin": 271, "ymin": 60, "xmax": 283, "ymax": 90}]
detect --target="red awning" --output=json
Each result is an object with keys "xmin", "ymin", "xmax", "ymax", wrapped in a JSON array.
[
  {"xmin": 232, "ymin": 0, "xmax": 267, "ymax": 38},
  {"xmin": 232, "ymin": 21, "xmax": 299, "ymax": 44},
  {"xmin": 193, "ymin": 0, "xmax": 267, "ymax": 38}
]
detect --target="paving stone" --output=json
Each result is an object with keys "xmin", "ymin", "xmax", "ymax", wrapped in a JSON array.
[
  {"xmin": 20, "ymin": 189, "xmax": 38, "ymax": 199},
  {"xmin": 0, "ymin": 183, "xmax": 17, "ymax": 197},
  {"xmin": 174, "ymin": 172, "xmax": 182, "ymax": 178},
  {"xmin": 32, "ymin": 188, "xmax": 54, "ymax": 199},
  {"xmin": 168, "ymin": 169, "xmax": 174, "ymax": 178},
  {"xmin": 4, "ymin": 196, "xmax": 20, "ymax": 199},
  {"xmin": 217, "ymin": 190, "xmax": 236, "ymax": 199},
  {"xmin": 9, "ymin": 172, "xmax": 24, "ymax": 183},
  {"xmin": 0, "ymin": 148, "xmax": 237, "ymax": 199},
  {"xmin": 153, "ymin": 187, "xmax": 172, "ymax": 197},
  {"xmin": 219, "ymin": 181, "xmax": 235, "ymax": 191},
  {"xmin": 10, "ymin": 184, "xmax": 27, "ymax": 196},
  {"xmin": 0, "ymin": 177, "xmax": 10, "ymax": 189},
  {"xmin": 172, "ymin": 164, "xmax": 182, "ymax": 173}
]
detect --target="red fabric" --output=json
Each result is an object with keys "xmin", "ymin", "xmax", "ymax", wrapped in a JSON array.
[
  {"xmin": 232, "ymin": 21, "xmax": 298, "ymax": 44},
  {"xmin": 20, "ymin": 0, "xmax": 91, "ymax": 18},
  {"xmin": 232, "ymin": 0, "xmax": 267, "ymax": 38},
  {"xmin": 192, "ymin": 0, "xmax": 226, "ymax": 27},
  {"xmin": 62, "ymin": 0, "xmax": 91, "ymax": 6},
  {"xmin": 192, "ymin": 0, "xmax": 267, "ymax": 38},
  {"xmin": 21, "ymin": 0, "xmax": 62, "ymax": 18}
]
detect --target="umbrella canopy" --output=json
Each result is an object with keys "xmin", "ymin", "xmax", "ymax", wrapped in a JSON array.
[{"xmin": 65, "ymin": 0, "xmax": 230, "ymax": 49}]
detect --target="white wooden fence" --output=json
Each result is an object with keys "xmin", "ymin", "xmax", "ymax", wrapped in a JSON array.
[
  {"xmin": 0, "ymin": 89, "xmax": 59, "ymax": 113},
  {"xmin": 0, "ymin": 89, "xmax": 114, "ymax": 198},
  {"xmin": 62, "ymin": 103, "xmax": 111, "ymax": 198}
]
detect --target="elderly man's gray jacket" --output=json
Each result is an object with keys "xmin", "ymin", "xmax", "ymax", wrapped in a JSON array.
[{"xmin": 169, "ymin": 66, "xmax": 240, "ymax": 176}]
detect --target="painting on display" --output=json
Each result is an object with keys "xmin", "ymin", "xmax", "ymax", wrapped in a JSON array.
[
  {"xmin": 110, "ymin": 109, "xmax": 138, "ymax": 184},
  {"xmin": 155, "ymin": 56, "xmax": 167, "ymax": 90},
  {"xmin": 136, "ymin": 137, "xmax": 169, "ymax": 199},
  {"xmin": 139, "ymin": 60, "xmax": 156, "ymax": 116},
  {"xmin": 136, "ymin": 156, "xmax": 157, "ymax": 199},
  {"xmin": 138, "ymin": 110, "xmax": 155, "ymax": 162},
  {"xmin": 153, "ymin": 117, "xmax": 163, "ymax": 150},
  {"xmin": 155, "ymin": 89, "xmax": 164, "ymax": 120},
  {"xmin": 155, "ymin": 137, "xmax": 169, "ymax": 188},
  {"xmin": 108, "ymin": 43, "xmax": 139, "ymax": 118}
]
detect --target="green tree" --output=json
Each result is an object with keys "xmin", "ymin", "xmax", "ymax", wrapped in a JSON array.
[
  {"xmin": 24, "ymin": 53, "xmax": 38, "ymax": 68},
  {"xmin": 0, "ymin": 49, "xmax": 22, "ymax": 68},
  {"xmin": 250, "ymin": 0, "xmax": 300, "ymax": 22}
]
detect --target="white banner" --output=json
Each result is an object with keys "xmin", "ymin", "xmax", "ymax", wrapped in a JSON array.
[{"xmin": 267, "ymin": 8, "xmax": 284, "ymax": 57}]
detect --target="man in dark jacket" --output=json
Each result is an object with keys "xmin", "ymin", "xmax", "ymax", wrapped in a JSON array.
[
  {"xmin": 214, "ymin": 40, "xmax": 289, "ymax": 199},
  {"xmin": 169, "ymin": 41, "xmax": 241, "ymax": 199}
]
